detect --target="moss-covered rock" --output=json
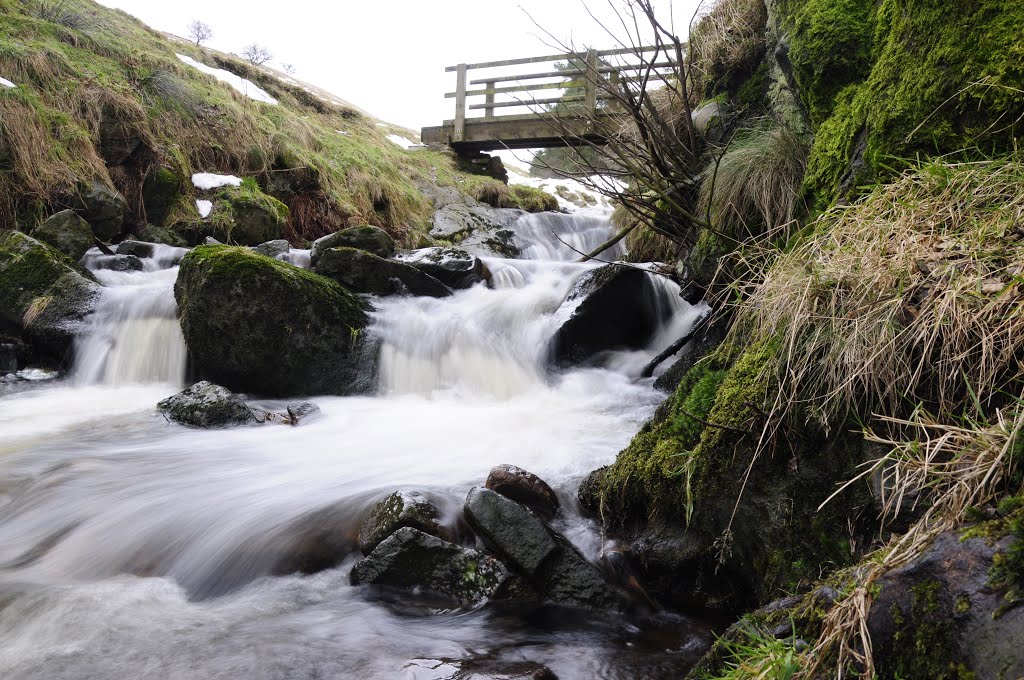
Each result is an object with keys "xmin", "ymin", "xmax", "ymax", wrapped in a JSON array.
[
  {"xmin": 314, "ymin": 246, "xmax": 451, "ymax": 298},
  {"xmin": 173, "ymin": 178, "xmax": 288, "ymax": 246},
  {"xmin": 309, "ymin": 225, "xmax": 396, "ymax": 265},
  {"xmin": 142, "ymin": 165, "xmax": 183, "ymax": 226},
  {"xmin": 31, "ymin": 210, "xmax": 95, "ymax": 262},
  {"xmin": 74, "ymin": 180, "xmax": 126, "ymax": 241},
  {"xmin": 0, "ymin": 230, "xmax": 99, "ymax": 366},
  {"xmin": 174, "ymin": 245, "xmax": 375, "ymax": 397}
]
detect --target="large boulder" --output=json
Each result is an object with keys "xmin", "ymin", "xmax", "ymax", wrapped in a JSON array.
[
  {"xmin": 31, "ymin": 210, "xmax": 95, "ymax": 262},
  {"xmin": 157, "ymin": 381, "xmax": 258, "ymax": 428},
  {"xmin": 485, "ymin": 465, "xmax": 560, "ymax": 521},
  {"xmin": 350, "ymin": 527, "xmax": 511, "ymax": 607},
  {"xmin": 141, "ymin": 166, "xmax": 182, "ymax": 225},
  {"xmin": 314, "ymin": 247, "xmax": 451, "ymax": 298},
  {"xmin": 174, "ymin": 245, "xmax": 375, "ymax": 397},
  {"xmin": 431, "ymin": 200, "xmax": 522, "ymax": 259},
  {"xmin": 0, "ymin": 230, "xmax": 100, "ymax": 366},
  {"xmin": 464, "ymin": 487, "xmax": 625, "ymax": 610},
  {"xmin": 358, "ymin": 490, "xmax": 450, "ymax": 555},
  {"xmin": 310, "ymin": 226, "xmax": 396, "ymax": 266},
  {"xmin": 550, "ymin": 265, "xmax": 661, "ymax": 366},
  {"xmin": 394, "ymin": 247, "xmax": 487, "ymax": 289},
  {"xmin": 176, "ymin": 181, "xmax": 288, "ymax": 246},
  {"xmin": 75, "ymin": 180, "xmax": 126, "ymax": 240}
]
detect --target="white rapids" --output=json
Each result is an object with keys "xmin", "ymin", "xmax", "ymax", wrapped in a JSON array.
[{"xmin": 0, "ymin": 210, "xmax": 710, "ymax": 680}]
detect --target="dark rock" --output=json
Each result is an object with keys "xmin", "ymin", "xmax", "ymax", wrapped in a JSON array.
[
  {"xmin": 653, "ymin": 315, "xmax": 727, "ymax": 392},
  {"xmin": 485, "ymin": 464, "xmax": 560, "ymax": 520},
  {"xmin": 270, "ymin": 501, "xmax": 359, "ymax": 576},
  {"xmin": 91, "ymin": 253, "xmax": 144, "ymax": 272},
  {"xmin": 31, "ymin": 210, "xmax": 94, "ymax": 262},
  {"xmin": 229, "ymin": 194, "xmax": 288, "ymax": 246},
  {"xmin": 97, "ymin": 111, "xmax": 143, "ymax": 165},
  {"xmin": 403, "ymin": 657, "xmax": 558, "ymax": 680},
  {"xmin": 251, "ymin": 239, "xmax": 290, "ymax": 259},
  {"xmin": 550, "ymin": 265, "xmax": 660, "ymax": 366},
  {"xmin": 350, "ymin": 527, "xmax": 510, "ymax": 607},
  {"xmin": 394, "ymin": 247, "xmax": 486, "ymax": 289},
  {"xmin": 315, "ymin": 246, "xmax": 451, "ymax": 298},
  {"xmin": 157, "ymin": 381, "xmax": 257, "ymax": 428},
  {"xmin": 175, "ymin": 245, "xmax": 375, "ymax": 397},
  {"xmin": 286, "ymin": 400, "xmax": 321, "ymax": 426},
  {"xmin": 141, "ymin": 166, "xmax": 181, "ymax": 225},
  {"xmin": 0, "ymin": 336, "xmax": 20, "ymax": 374},
  {"xmin": 359, "ymin": 490, "xmax": 450, "ymax": 554},
  {"xmin": 137, "ymin": 225, "xmax": 188, "ymax": 248},
  {"xmin": 310, "ymin": 226, "xmax": 396, "ymax": 265},
  {"xmin": 75, "ymin": 180, "xmax": 126, "ymax": 241},
  {"xmin": 540, "ymin": 531, "xmax": 627, "ymax": 611},
  {"xmin": 455, "ymin": 150, "xmax": 509, "ymax": 183},
  {"xmin": 0, "ymin": 231, "xmax": 100, "ymax": 366},
  {"xmin": 115, "ymin": 240, "xmax": 156, "ymax": 259}
]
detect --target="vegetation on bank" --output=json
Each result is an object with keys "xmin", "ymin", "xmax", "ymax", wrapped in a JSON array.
[{"xmin": 0, "ymin": 0, "xmax": 554, "ymax": 247}]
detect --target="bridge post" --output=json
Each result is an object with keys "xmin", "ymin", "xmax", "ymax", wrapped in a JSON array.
[
  {"xmin": 584, "ymin": 49, "xmax": 598, "ymax": 116},
  {"xmin": 454, "ymin": 63, "xmax": 468, "ymax": 142},
  {"xmin": 484, "ymin": 80, "xmax": 495, "ymax": 119}
]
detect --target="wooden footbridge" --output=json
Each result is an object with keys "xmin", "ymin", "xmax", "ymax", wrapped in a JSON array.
[{"xmin": 420, "ymin": 45, "xmax": 681, "ymax": 153}]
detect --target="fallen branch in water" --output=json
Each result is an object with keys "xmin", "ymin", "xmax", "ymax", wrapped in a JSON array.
[{"xmin": 640, "ymin": 309, "xmax": 710, "ymax": 378}]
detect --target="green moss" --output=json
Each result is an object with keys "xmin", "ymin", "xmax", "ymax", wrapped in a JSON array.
[{"xmin": 882, "ymin": 580, "xmax": 976, "ymax": 680}]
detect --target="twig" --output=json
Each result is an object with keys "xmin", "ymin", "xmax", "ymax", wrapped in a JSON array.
[{"xmin": 640, "ymin": 308, "xmax": 710, "ymax": 377}]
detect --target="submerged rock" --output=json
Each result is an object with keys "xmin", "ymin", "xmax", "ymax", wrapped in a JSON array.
[
  {"xmin": 31, "ymin": 210, "xmax": 95, "ymax": 262},
  {"xmin": 359, "ymin": 490, "xmax": 450, "ymax": 555},
  {"xmin": 270, "ymin": 501, "xmax": 359, "ymax": 576},
  {"xmin": 394, "ymin": 247, "xmax": 487, "ymax": 289},
  {"xmin": 550, "ymin": 264, "xmax": 660, "ymax": 366},
  {"xmin": 174, "ymin": 245, "xmax": 375, "ymax": 397},
  {"xmin": 485, "ymin": 464, "xmax": 560, "ymax": 520},
  {"xmin": 315, "ymin": 246, "xmax": 451, "ymax": 298},
  {"xmin": 157, "ymin": 381, "xmax": 257, "ymax": 428},
  {"xmin": 310, "ymin": 225, "xmax": 396, "ymax": 265},
  {"xmin": 350, "ymin": 526, "xmax": 510, "ymax": 607},
  {"xmin": 286, "ymin": 400, "xmax": 322, "ymax": 426}
]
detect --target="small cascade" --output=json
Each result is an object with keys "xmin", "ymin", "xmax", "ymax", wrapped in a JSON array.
[
  {"xmin": 513, "ymin": 209, "xmax": 626, "ymax": 261},
  {"xmin": 73, "ymin": 247, "xmax": 188, "ymax": 386}
]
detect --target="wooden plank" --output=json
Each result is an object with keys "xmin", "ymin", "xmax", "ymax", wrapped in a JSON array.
[
  {"xmin": 584, "ymin": 49, "xmax": 598, "ymax": 114},
  {"xmin": 453, "ymin": 63, "xmax": 467, "ymax": 143},
  {"xmin": 468, "ymin": 95, "xmax": 584, "ymax": 111},
  {"xmin": 444, "ymin": 44, "xmax": 683, "ymax": 71},
  {"xmin": 484, "ymin": 80, "xmax": 495, "ymax": 119},
  {"xmin": 468, "ymin": 61, "xmax": 677, "ymax": 85},
  {"xmin": 446, "ymin": 79, "xmax": 585, "ymax": 98}
]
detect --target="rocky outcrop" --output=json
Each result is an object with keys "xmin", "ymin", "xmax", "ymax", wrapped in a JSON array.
[
  {"xmin": 350, "ymin": 527, "xmax": 511, "ymax": 607},
  {"xmin": 157, "ymin": 381, "xmax": 258, "ymax": 428},
  {"xmin": 394, "ymin": 247, "xmax": 487, "ymax": 289},
  {"xmin": 550, "ymin": 265, "xmax": 660, "ymax": 366},
  {"xmin": 427, "ymin": 186, "xmax": 522, "ymax": 259},
  {"xmin": 309, "ymin": 225, "xmax": 396, "ymax": 265},
  {"xmin": 31, "ymin": 210, "xmax": 95, "ymax": 262},
  {"xmin": 174, "ymin": 245, "xmax": 375, "ymax": 397},
  {"xmin": 358, "ymin": 491, "xmax": 450, "ymax": 554},
  {"xmin": 0, "ymin": 230, "xmax": 100, "ymax": 366},
  {"xmin": 485, "ymin": 464, "xmax": 560, "ymax": 520},
  {"xmin": 314, "ymin": 246, "xmax": 451, "ymax": 298}
]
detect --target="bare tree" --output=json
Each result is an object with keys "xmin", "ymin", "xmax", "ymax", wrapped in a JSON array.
[
  {"xmin": 241, "ymin": 43, "xmax": 273, "ymax": 67},
  {"xmin": 187, "ymin": 20, "xmax": 213, "ymax": 46}
]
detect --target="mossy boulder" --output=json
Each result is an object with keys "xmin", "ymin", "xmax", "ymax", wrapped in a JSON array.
[
  {"xmin": 174, "ymin": 179, "xmax": 288, "ymax": 246},
  {"xmin": 309, "ymin": 226, "xmax": 396, "ymax": 265},
  {"xmin": 358, "ymin": 490, "xmax": 450, "ymax": 555},
  {"xmin": 74, "ymin": 180, "xmax": 127, "ymax": 241},
  {"xmin": 174, "ymin": 245, "xmax": 375, "ymax": 397},
  {"xmin": 142, "ymin": 166, "xmax": 183, "ymax": 226},
  {"xmin": 314, "ymin": 246, "xmax": 451, "ymax": 298},
  {"xmin": 31, "ymin": 210, "xmax": 94, "ymax": 262},
  {"xmin": 0, "ymin": 230, "xmax": 100, "ymax": 367}
]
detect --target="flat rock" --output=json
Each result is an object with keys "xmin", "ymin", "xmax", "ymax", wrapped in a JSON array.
[
  {"xmin": 485, "ymin": 464, "xmax": 560, "ymax": 520},
  {"xmin": 394, "ymin": 247, "xmax": 486, "ymax": 289},
  {"xmin": 464, "ymin": 487, "xmax": 558, "ymax": 576},
  {"xmin": 359, "ymin": 490, "xmax": 450, "ymax": 555},
  {"xmin": 350, "ymin": 527, "xmax": 510, "ymax": 607},
  {"xmin": 157, "ymin": 381, "xmax": 257, "ymax": 428},
  {"xmin": 90, "ymin": 253, "xmax": 144, "ymax": 272},
  {"xmin": 315, "ymin": 246, "xmax": 451, "ymax": 298}
]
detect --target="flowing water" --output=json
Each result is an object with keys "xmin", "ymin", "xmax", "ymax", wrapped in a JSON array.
[{"xmin": 0, "ymin": 209, "xmax": 712, "ymax": 679}]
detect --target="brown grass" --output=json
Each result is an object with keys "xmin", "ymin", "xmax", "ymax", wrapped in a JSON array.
[{"xmin": 689, "ymin": 0, "xmax": 768, "ymax": 97}]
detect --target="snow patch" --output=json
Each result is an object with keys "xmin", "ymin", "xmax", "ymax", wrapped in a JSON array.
[
  {"xmin": 336, "ymin": 130, "xmax": 350, "ymax": 135},
  {"xmin": 386, "ymin": 134, "xmax": 417, "ymax": 149},
  {"xmin": 196, "ymin": 200, "xmax": 213, "ymax": 218},
  {"xmin": 192, "ymin": 173, "xmax": 242, "ymax": 190},
  {"xmin": 0, "ymin": 77, "xmax": 15, "ymax": 88},
  {"xmin": 176, "ymin": 54, "xmax": 277, "ymax": 105}
]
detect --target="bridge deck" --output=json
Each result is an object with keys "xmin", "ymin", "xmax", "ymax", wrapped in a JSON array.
[{"xmin": 421, "ymin": 112, "xmax": 619, "ymax": 153}]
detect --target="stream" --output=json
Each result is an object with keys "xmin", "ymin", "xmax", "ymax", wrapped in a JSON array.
[{"xmin": 0, "ymin": 209, "xmax": 713, "ymax": 679}]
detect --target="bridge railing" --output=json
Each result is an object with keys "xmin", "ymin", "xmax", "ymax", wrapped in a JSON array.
[{"xmin": 442, "ymin": 45, "xmax": 682, "ymax": 143}]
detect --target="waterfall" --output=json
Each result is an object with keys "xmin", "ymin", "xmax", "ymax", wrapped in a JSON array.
[
  {"xmin": 512, "ymin": 209, "xmax": 627, "ymax": 261},
  {"xmin": 73, "ymin": 246, "xmax": 189, "ymax": 386}
]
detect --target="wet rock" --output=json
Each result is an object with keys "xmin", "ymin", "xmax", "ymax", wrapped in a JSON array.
[
  {"xmin": 431, "ymin": 201, "xmax": 522, "ymax": 258},
  {"xmin": 359, "ymin": 491, "xmax": 450, "ymax": 555},
  {"xmin": 350, "ymin": 527, "xmax": 510, "ymax": 607},
  {"xmin": 251, "ymin": 239, "xmax": 290, "ymax": 259},
  {"xmin": 550, "ymin": 264, "xmax": 660, "ymax": 366},
  {"xmin": 75, "ymin": 180, "xmax": 126, "ymax": 240},
  {"xmin": 395, "ymin": 247, "xmax": 486, "ymax": 289},
  {"xmin": 485, "ymin": 464, "xmax": 560, "ymax": 520},
  {"xmin": 137, "ymin": 224, "xmax": 188, "ymax": 248},
  {"xmin": 175, "ymin": 245, "xmax": 375, "ymax": 397},
  {"xmin": 310, "ymin": 225, "xmax": 396, "ymax": 265},
  {"xmin": 286, "ymin": 400, "xmax": 321, "ymax": 426},
  {"xmin": 115, "ymin": 240, "xmax": 156, "ymax": 259},
  {"xmin": 92, "ymin": 253, "xmax": 144, "ymax": 272},
  {"xmin": 0, "ymin": 336, "xmax": 19, "ymax": 375},
  {"xmin": 403, "ymin": 657, "xmax": 558, "ymax": 680},
  {"xmin": 204, "ymin": 236, "xmax": 223, "ymax": 245},
  {"xmin": 141, "ymin": 166, "xmax": 182, "ymax": 225},
  {"xmin": 157, "ymin": 381, "xmax": 258, "ymax": 428},
  {"xmin": 315, "ymin": 246, "xmax": 452, "ymax": 298},
  {"xmin": 31, "ymin": 210, "xmax": 95, "ymax": 262},
  {"xmin": 270, "ymin": 501, "xmax": 359, "ymax": 576},
  {"xmin": 464, "ymin": 487, "xmax": 626, "ymax": 610},
  {"xmin": 0, "ymin": 231, "xmax": 100, "ymax": 366}
]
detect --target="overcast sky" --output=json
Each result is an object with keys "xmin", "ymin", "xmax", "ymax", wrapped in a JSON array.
[{"xmin": 97, "ymin": 0, "xmax": 703, "ymax": 132}]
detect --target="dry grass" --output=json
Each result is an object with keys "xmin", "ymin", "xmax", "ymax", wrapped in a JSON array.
[
  {"xmin": 734, "ymin": 159, "xmax": 1024, "ymax": 430},
  {"xmin": 689, "ymin": 0, "xmax": 767, "ymax": 97}
]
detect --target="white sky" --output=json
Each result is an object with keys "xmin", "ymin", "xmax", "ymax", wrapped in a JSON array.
[{"xmin": 97, "ymin": 0, "xmax": 703, "ymax": 132}]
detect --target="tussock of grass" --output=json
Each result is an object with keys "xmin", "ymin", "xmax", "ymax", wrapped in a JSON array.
[
  {"xmin": 734, "ymin": 158, "xmax": 1024, "ymax": 429},
  {"xmin": 689, "ymin": 0, "xmax": 768, "ymax": 98},
  {"xmin": 615, "ymin": 203, "xmax": 679, "ymax": 262},
  {"xmin": 699, "ymin": 122, "xmax": 808, "ymax": 239}
]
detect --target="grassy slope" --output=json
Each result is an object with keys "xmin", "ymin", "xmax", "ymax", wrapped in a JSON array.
[{"xmin": 0, "ymin": 0, "xmax": 553, "ymax": 244}]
